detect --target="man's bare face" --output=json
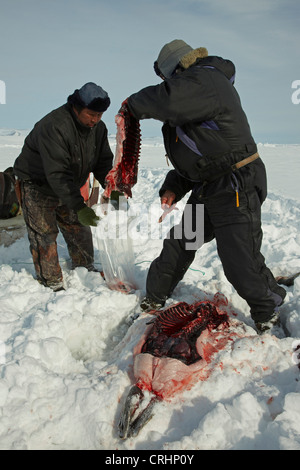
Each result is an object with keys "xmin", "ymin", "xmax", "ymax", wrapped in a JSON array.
[{"xmin": 74, "ymin": 107, "xmax": 103, "ymax": 128}]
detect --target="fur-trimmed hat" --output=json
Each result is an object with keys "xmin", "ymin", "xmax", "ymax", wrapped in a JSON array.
[
  {"xmin": 154, "ymin": 39, "xmax": 208, "ymax": 79},
  {"xmin": 68, "ymin": 82, "xmax": 110, "ymax": 112}
]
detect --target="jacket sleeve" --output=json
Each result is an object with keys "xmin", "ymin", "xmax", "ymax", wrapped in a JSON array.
[
  {"xmin": 127, "ymin": 72, "xmax": 218, "ymax": 127},
  {"xmin": 37, "ymin": 122, "xmax": 86, "ymax": 211},
  {"xmin": 93, "ymin": 124, "xmax": 113, "ymax": 188},
  {"xmin": 159, "ymin": 170, "xmax": 194, "ymax": 202}
]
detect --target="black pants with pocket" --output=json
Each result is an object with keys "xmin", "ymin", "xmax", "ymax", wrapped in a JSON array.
[{"xmin": 146, "ymin": 166, "xmax": 286, "ymax": 324}]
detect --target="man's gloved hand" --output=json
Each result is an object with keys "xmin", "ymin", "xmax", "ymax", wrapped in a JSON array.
[
  {"xmin": 110, "ymin": 190, "xmax": 125, "ymax": 210},
  {"xmin": 99, "ymin": 191, "xmax": 124, "ymax": 214},
  {"xmin": 77, "ymin": 206, "xmax": 99, "ymax": 227},
  {"xmin": 110, "ymin": 190, "xmax": 123, "ymax": 201}
]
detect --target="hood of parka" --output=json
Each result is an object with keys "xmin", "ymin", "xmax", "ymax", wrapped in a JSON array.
[{"xmin": 179, "ymin": 50, "xmax": 236, "ymax": 83}]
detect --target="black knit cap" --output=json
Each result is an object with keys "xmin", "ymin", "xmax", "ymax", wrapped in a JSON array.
[{"xmin": 68, "ymin": 82, "xmax": 110, "ymax": 112}]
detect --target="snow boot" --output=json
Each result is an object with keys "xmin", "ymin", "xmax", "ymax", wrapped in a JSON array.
[
  {"xmin": 140, "ymin": 296, "xmax": 165, "ymax": 314},
  {"xmin": 48, "ymin": 280, "xmax": 65, "ymax": 292},
  {"xmin": 52, "ymin": 285, "xmax": 65, "ymax": 292},
  {"xmin": 37, "ymin": 278, "xmax": 65, "ymax": 292},
  {"xmin": 255, "ymin": 311, "xmax": 285, "ymax": 338}
]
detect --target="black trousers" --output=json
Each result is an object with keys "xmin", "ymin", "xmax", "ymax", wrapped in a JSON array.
[
  {"xmin": 146, "ymin": 182, "xmax": 286, "ymax": 324},
  {"xmin": 21, "ymin": 182, "xmax": 94, "ymax": 288}
]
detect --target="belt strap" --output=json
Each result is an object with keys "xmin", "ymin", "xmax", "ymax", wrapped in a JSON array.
[{"xmin": 231, "ymin": 152, "xmax": 260, "ymax": 171}]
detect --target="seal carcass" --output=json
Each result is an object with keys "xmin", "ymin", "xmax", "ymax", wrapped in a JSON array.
[{"xmin": 118, "ymin": 297, "xmax": 240, "ymax": 439}]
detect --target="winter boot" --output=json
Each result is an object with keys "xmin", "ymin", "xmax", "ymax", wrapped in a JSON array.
[
  {"xmin": 255, "ymin": 311, "xmax": 285, "ymax": 338},
  {"xmin": 37, "ymin": 278, "xmax": 65, "ymax": 292},
  {"xmin": 48, "ymin": 280, "xmax": 65, "ymax": 292},
  {"xmin": 140, "ymin": 296, "xmax": 165, "ymax": 314},
  {"xmin": 52, "ymin": 284, "xmax": 65, "ymax": 292}
]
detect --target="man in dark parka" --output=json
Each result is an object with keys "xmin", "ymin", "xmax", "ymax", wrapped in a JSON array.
[
  {"xmin": 14, "ymin": 82, "xmax": 113, "ymax": 291},
  {"xmin": 125, "ymin": 40, "xmax": 286, "ymax": 334}
]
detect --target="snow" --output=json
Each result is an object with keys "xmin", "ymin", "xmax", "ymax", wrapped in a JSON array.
[{"xmin": 0, "ymin": 129, "xmax": 300, "ymax": 450}]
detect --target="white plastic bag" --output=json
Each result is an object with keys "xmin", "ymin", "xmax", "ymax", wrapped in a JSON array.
[{"xmin": 94, "ymin": 200, "xmax": 136, "ymax": 293}]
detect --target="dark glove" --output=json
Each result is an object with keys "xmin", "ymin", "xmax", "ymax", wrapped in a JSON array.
[
  {"xmin": 110, "ymin": 190, "xmax": 123, "ymax": 201},
  {"xmin": 110, "ymin": 190, "xmax": 125, "ymax": 210},
  {"xmin": 77, "ymin": 206, "xmax": 99, "ymax": 227}
]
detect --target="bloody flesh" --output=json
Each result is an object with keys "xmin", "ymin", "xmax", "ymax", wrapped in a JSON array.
[
  {"xmin": 104, "ymin": 107, "xmax": 141, "ymax": 199},
  {"xmin": 141, "ymin": 301, "xmax": 229, "ymax": 365}
]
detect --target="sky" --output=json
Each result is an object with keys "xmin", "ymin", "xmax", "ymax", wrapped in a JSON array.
[{"xmin": 0, "ymin": 0, "xmax": 299, "ymax": 143}]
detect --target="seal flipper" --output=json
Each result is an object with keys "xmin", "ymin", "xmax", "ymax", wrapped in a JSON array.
[{"xmin": 118, "ymin": 385, "xmax": 143, "ymax": 439}]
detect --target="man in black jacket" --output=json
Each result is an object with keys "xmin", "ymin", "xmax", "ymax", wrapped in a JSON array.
[
  {"xmin": 14, "ymin": 82, "xmax": 113, "ymax": 291},
  {"xmin": 126, "ymin": 40, "xmax": 286, "ymax": 335}
]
